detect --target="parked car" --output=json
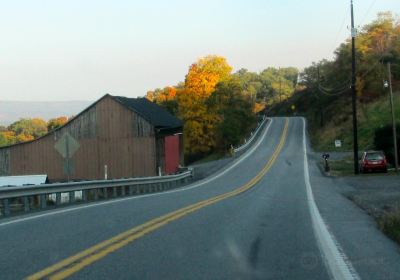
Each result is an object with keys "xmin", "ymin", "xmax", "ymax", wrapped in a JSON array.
[{"xmin": 359, "ymin": 151, "xmax": 388, "ymax": 173}]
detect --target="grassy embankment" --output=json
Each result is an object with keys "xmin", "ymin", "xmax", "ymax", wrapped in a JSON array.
[{"xmin": 272, "ymin": 90, "xmax": 400, "ymax": 151}]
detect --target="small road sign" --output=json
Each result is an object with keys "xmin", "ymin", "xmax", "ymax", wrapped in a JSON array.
[
  {"xmin": 55, "ymin": 133, "xmax": 80, "ymax": 159},
  {"xmin": 335, "ymin": 140, "xmax": 342, "ymax": 148},
  {"xmin": 54, "ymin": 132, "xmax": 80, "ymax": 180}
]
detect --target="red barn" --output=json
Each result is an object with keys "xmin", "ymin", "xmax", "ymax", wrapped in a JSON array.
[{"xmin": 0, "ymin": 94, "xmax": 184, "ymax": 181}]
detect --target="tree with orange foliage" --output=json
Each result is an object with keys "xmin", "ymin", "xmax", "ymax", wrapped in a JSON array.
[
  {"xmin": 8, "ymin": 118, "xmax": 47, "ymax": 139},
  {"xmin": 146, "ymin": 86, "xmax": 179, "ymax": 115},
  {"xmin": 0, "ymin": 130, "xmax": 17, "ymax": 146},
  {"xmin": 47, "ymin": 116, "xmax": 68, "ymax": 131},
  {"xmin": 178, "ymin": 55, "xmax": 232, "ymax": 155},
  {"xmin": 16, "ymin": 133, "xmax": 34, "ymax": 143}
]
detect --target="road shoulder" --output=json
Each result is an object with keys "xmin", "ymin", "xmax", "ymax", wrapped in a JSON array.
[{"xmin": 308, "ymin": 149, "xmax": 400, "ymax": 280}]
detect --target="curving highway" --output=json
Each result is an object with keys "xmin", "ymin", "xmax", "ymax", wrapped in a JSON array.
[{"xmin": 1, "ymin": 117, "xmax": 400, "ymax": 280}]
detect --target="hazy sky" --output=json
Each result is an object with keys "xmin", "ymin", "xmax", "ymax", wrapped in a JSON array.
[{"xmin": 1, "ymin": 0, "xmax": 399, "ymax": 101}]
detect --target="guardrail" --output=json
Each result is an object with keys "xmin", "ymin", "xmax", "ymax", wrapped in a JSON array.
[
  {"xmin": 0, "ymin": 169, "xmax": 193, "ymax": 218},
  {"xmin": 233, "ymin": 115, "xmax": 268, "ymax": 153}
]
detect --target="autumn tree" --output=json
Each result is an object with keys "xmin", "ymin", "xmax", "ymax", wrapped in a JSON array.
[
  {"xmin": 0, "ymin": 130, "xmax": 17, "ymax": 146},
  {"xmin": 47, "ymin": 116, "xmax": 68, "ymax": 131},
  {"xmin": 0, "ymin": 133, "xmax": 8, "ymax": 147},
  {"xmin": 8, "ymin": 118, "xmax": 48, "ymax": 138},
  {"xmin": 330, "ymin": 12, "xmax": 400, "ymax": 101},
  {"xmin": 146, "ymin": 86, "xmax": 179, "ymax": 115},
  {"xmin": 178, "ymin": 55, "xmax": 232, "ymax": 156},
  {"xmin": 0, "ymin": 118, "xmax": 48, "ymax": 147}
]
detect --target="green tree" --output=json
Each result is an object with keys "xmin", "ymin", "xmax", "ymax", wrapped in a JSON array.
[
  {"xmin": 0, "ymin": 133, "xmax": 8, "ymax": 147},
  {"xmin": 208, "ymin": 77, "xmax": 257, "ymax": 151},
  {"xmin": 8, "ymin": 118, "xmax": 48, "ymax": 139}
]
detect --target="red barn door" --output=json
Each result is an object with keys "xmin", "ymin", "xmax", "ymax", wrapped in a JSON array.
[{"xmin": 164, "ymin": 135, "xmax": 180, "ymax": 174}]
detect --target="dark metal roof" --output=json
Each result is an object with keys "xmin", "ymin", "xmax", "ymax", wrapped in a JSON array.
[{"xmin": 112, "ymin": 96, "xmax": 183, "ymax": 129}]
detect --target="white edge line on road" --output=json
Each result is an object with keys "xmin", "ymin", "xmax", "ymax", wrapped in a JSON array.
[
  {"xmin": 302, "ymin": 117, "xmax": 360, "ymax": 280},
  {"xmin": 0, "ymin": 118, "xmax": 274, "ymax": 228}
]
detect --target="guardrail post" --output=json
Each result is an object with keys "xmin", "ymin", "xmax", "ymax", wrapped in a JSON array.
[
  {"xmin": 121, "ymin": 186, "xmax": 126, "ymax": 196},
  {"xmin": 128, "ymin": 185, "xmax": 133, "ymax": 195},
  {"xmin": 40, "ymin": 194, "xmax": 47, "ymax": 209},
  {"xmin": 103, "ymin": 188, "xmax": 108, "ymax": 199},
  {"xmin": 113, "ymin": 187, "xmax": 117, "ymax": 198},
  {"xmin": 3, "ymin": 198, "xmax": 10, "ymax": 216},
  {"xmin": 23, "ymin": 196, "xmax": 30, "ymax": 212},
  {"xmin": 82, "ymin": 190, "xmax": 87, "ymax": 202},
  {"xmin": 94, "ymin": 189, "xmax": 99, "ymax": 201},
  {"xmin": 69, "ymin": 191, "xmax": 75, "ymax": 203},
  {"xmin": 56, "ymin": 193, "xmax": 61, "ymax": 206}
]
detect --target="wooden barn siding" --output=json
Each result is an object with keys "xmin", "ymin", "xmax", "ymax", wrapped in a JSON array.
[
  {"xmin": 0, "ymin": 148, "xmax": 10, "ymax": 176},
  {"xmin": 94, "ymin": 97, "xmax": 156, "ymax": 179},
  {"xmin": 6, "ymin": 96, "xmax": 157, "ymax": 181}
]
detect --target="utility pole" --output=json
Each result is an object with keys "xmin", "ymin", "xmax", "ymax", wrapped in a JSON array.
[
  {"xmin": 387, "ymin": 62, "xmax": 399, "ymax": 171},
  {"xmin": 317, "ymin": 66, "xmax": 324, "ymax": 127},
  {"xmin": 351, "ymin": 0, "xmax": 359, "ymax": 174}
]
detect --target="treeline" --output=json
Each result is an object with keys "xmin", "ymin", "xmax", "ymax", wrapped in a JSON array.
[
  {"xmin": 270, "ymin": 12, "xmax": 400, "ymax": 158},
  {"xmin": 0, "ymin": 117, "xmax": 68, "ymax": 147},
  {"xmin": 146, "ymin": 55, "xmax": 298, "ymax": 161},
  {"xmin": 299, "ymin": 12, "xmax": 399, "ymax": 112}
]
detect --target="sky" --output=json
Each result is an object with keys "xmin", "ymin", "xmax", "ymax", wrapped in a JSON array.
[{"xmin": 0, "ymin": 0, "xmax": 399, "ymax": 101}]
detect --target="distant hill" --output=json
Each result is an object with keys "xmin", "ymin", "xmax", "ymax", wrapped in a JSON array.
[{"xmin": 0, "ymin": 101, "xmax": 92, "ymax": 126}]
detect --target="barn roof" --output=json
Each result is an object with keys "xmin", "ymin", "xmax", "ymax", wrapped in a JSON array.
[
  {"xmin": 0, "ymin": 174, "xmax": 48, "ymax": 187},
  {"xmin": 112, "ymin": 96, "xmax": 183, "ymax": 130}
]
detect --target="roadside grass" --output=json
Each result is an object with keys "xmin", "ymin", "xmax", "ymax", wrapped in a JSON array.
[
  {"xmin": 326, "ymin": 157, "xmax": 355, "ymax": 176},
  {"xmin": 348, "ymin": 193, "xmax": 400, "ymax": 246},
  {"xmin": 323, "ymin": 157, "xmax": 398, "ymax": 177},
  {"xmin": 190, "ymin": 152, "xmax": 227, "ymax": 165},
  {"xmin": 377, "ymin": 211, "xmax": 400, "ymax": 245},
  {"xmin": 311, "ymin": 94, "xmax": 400, "ymax": 152}
]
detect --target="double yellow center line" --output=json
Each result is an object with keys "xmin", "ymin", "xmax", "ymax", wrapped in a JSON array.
[{"xmin": 27, "ymin": 118, "xmax": 289, "ymax": 280}]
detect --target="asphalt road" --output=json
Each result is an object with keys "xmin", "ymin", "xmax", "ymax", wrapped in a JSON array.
[{"xmin": 0, "ymin": 117, "xmax": 399, "ymax": 280}]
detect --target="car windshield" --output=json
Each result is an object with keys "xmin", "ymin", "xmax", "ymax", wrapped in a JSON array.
[
  {"xmin": 366, "ymin": 152, "xmax": 384, "ymax": 160},
  {"xmin": 1, "ymin": 2, "xmax": 400, "ymax": 280}
]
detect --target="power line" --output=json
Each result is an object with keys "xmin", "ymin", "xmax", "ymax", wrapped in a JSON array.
[
  {"xmin": 319, "ymin": 79, "xmax": 351, "ymax": 91},
  {"xmin": 358, "ymin": 0, "xmax": 377, "ymax": 27},
  {"xmin": 358, "ymin": 55, "xmax": 385, "ymax": 80},
  {"xmin": 331, "ymin": 5, "xmax": 350, "ymax": 53},
  {"xmin": 318, "ymin": 85, "xmax": 350, "ymax": 96}
]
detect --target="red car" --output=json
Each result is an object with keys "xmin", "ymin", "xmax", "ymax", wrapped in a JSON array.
[{"xmin": 359, "ymin": 151, "xmax": 388, "ymax": 173}]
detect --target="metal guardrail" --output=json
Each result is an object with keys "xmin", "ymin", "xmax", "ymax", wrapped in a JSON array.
[
  {"xmin": 0, "ymin": 169, "xmax": 193, "ymax": 217},
  {"xmin": 233, "ymin": 115, "xmax": 268, "ymax": 153}
]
